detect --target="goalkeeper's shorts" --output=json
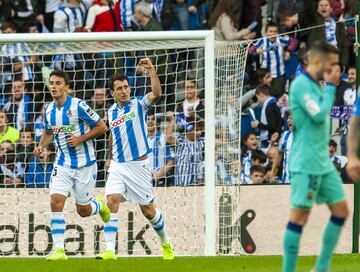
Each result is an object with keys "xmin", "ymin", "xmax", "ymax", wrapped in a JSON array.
[
  {"xmin": 49, "ymin": 163, "xmax": 97, "ymax": 205},
  {"xmin": 290, "ymin": 170, "xmax": 346, "ymax": 209},
  {"xmin": 105, "ymin": 159, "xmax": 154, "ymax": 205}
]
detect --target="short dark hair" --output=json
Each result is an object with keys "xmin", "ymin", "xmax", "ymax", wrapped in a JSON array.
[
  {"xmin": 317, "ymin": 0, "xmax": 332, "ymax": 7},
  {"xmin": 256, "ymin": 84, "xmax": 271, "ymax": 96},
  {"xmin": 348, "ymin": 64, "xmax": 356, "ymax": 71},
  {"xmin": 329, "ymin": 139, "xmax": 337, "ymax": 148},
  {"xmin": 250, "ymin": 165, "xmax": 266, "ymax": 175},
  {"xmin": 252, "ymin": 150, "xmax": 267, "ymax": 164},
  {"xmin": 49, "ymin": 70, "xmax": 70, "ymax": 86},
  {"xmin": 308, "ymin": 40, "xmax": 339, "ymax": 57},
  {"xmin": 109, "ymin": 74, "xmax": 130, "ymax": 91},
  {"xmin": 297, "ymin": 48, "xmax": 307, "ymax": 65},
  {"xmin": 186, "ymin": 76, "xmax": 197, "ymax": 88},
  {"xmin": 265, "ymin": 22, "xmax": 278, "ymax": 32},
  {"xmin": 1, "ymin": 21, "xmax": 16, "ymax": 32}
]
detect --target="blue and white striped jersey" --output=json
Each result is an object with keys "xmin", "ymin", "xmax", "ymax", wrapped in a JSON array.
[
  {"xmin": 121, "ymin": 0, "xmax": 136, "ymax": 29},
  {"xmin": 279, "ymin": 130, "xmax": 293, "ymax": 184},
  {"xmin": 108, "ymin": 96, "xmax": 152, "ymax": 163},
  {"xmin": 255, "ymin": 36, "xmax": 290, "ymax": 78},
  {"xmin": 44, "ymin": 96, "xmax": 100, "ymax": 169},
  {"xmin": 241, "ymin": 151, "xmax": 252, "ymax": 184},
  {"xmin": 174, "ymin": 135, "xmax": 205, "ymax": 186},
  {"xmin": 54, "ymin": 4, "xmax": 86, "ymax": 33},
  {"xmin": 148, "ymin": 131, "xmax": 174, "ymax": 173}
]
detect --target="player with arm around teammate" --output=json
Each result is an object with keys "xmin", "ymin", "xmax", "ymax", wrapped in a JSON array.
[
  {"xmin": 96, "ymin": 58, "xmax": 175, "ymax": 260},
  {"xmin": 33, "ymin": 70, "xmax": 110, "ymax": 261},
  {"xmin": 283, "ymin": 41, "xmax": 349, "ymax": 272}
]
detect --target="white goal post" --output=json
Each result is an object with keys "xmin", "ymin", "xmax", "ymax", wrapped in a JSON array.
[{"xmin": 0, "ymin": 31, "xmax": 249, "ymax": 257}]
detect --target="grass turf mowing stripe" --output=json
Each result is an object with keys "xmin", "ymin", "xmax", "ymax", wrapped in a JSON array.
[{"xmin": 0, "ymin": 255, "xmax": 360, "ymax": 272}]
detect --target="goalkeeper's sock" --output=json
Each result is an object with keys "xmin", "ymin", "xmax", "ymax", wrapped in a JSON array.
[
  {"xmin": 90, "ymin": 198, "xmax": 103, "ymax": 215},
  {"xmin": 315, "ymin": 216, "xmax": 346, "ymax": 272},
  {"xmin": 50, "ymin": 212, "xmax": 65, "ymax": 250},
  {"xmin": 283, "ymin": 222, "xmax": 302, "ymax": 272},
  {"xmin": 149, "ymin": 209, "xmax": 169, "ymax": 244},
  {"xmin": 104, "ymin": 213, "xmax": 118, "ymax": 252}
]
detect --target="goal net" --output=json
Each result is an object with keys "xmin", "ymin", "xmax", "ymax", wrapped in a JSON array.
[{"xmin": 0, "ymin": 32, "xmax": 249, "ymax": 257}]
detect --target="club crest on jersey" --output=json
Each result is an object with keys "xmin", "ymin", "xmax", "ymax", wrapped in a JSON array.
[
  {"xmin": 53, "ymin": 125, "xmax": 76, "ymax": 134},
  {"xmin": 110, "ymin": 111, "xmax": 135, "ymax": 129},
  {"xmin": 67, "ymin": 110, "xmax": 72, "ymax": 117}
]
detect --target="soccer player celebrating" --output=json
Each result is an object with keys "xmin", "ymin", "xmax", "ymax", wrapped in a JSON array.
[
  {"xmin": 346, "ymin": 91, "xmax": 360, "ymax": 181},
  {"xmin": 96, "ymin": 58, "xmax": 174, "ymax": 260},
  {"xmin": 283, "ymin": 41, "xmax": 349, "ymax": 272},
  {"xmin": 33, "ymin": 70, "xmax": 110, "ymax": 261}
]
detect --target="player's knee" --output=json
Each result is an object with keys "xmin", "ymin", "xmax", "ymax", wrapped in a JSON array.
[
  {"xmin": 50, "ymin": 198, "xmax": 65, "ymax": 212},
  {"xmin": 140, "ymin": 205, "xmax": 156, "ymax": 220},
  {"xmin": 107, "ymin": 195, "xmax": 120, "ymax": 212},
  {"xmin": 76, "ymin": 206, "xmax": 90, "ymax": 217}
]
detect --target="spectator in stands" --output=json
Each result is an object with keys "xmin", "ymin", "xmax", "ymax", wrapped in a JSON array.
[
  {"xmin": 304, "ymin": 0, "xmax": 348, "ymax": 66},
  {"xmin": 148, "ymin": 112, "xmax": 174, "ymax": 186},
  {"xmin": 348, "ymin": 65, "xmax": 356, "ymax": 92},
  {"xmin": 134, "ymin": 1, "xmax": 163, "ymax": 31},
  {"xmin": 15, "ymin": 126, "xmax": 35, "ymax": 164},
  {"xmin": 334, "ymin": 63, "xmax": 353, "ymax": 106},
  {"xmin": 86, "ymin": 0, "xmax": 122, "ymax": 32},
  {"xmin": 166, "ymin": 112, "xmax": 205, "ymax": 186},
  {"xmin": 250, "ymin": 165, "xmax": 266, "ymax": 185},
  {"xmin": 91, "ymin": 88, "xmax": 112, "ymax": 119},
  {"xmin": 329, "ymin": 139, "xmax": 341, "ymax": 163},
  {"xmin": 243, "ymin": 68, "xmax": 272, "ymax": 110},
  {"xmin": 0, "ymin": 140, "xmax": 13, "ymax": 164},
  {"xmin": 330, "ymin": 0, "xmax": 344, "ymax": 19},
  {"xmin": 295, "ymin": 48, "xmax": 308, "ymax": 77},
  {"xmin": 3, "ymin": 78, "xmax": 34, "ymax": 130},
  {"xmin": 53, "ymin": 0, "xmax": 87, "ymax": 33},
  {"xmin": 39, "ymin": 0, "xmax": 62, "ymax": 32},
  {"xmin": 25, "ymin": 144, "xmax": 55, "ymax": 188},
  {"xmin": 265, "ymin": 145, "xmax": 280, "ymax": 183},
  {"xmin": 9, "ymin": 0, "xmax": 43, "ymax": 32},
  {"xmin": 34, "ymin": 103, "xmax": 46, "ymax": 143},
  {"xmin": 241, "ymin": 132, "xmax": 259, "ymax": 183},
  {"xmin": 242, "ymin": 149, "xmax": 267, "ymax": 184},
  {"xmin": 223, "ymin": 160, "xmax": 242, "ymax": 185},
  {"xmin": 255, "ymin": 22, "xmax": 291, "ymax": 98},
  {"xmin": 0, "ymin": 109, "xmax": 20, "ymax": 144},
  {"xmin": 170, "ymin": 0, "xmax": 190, "ymax": 30},
  {"xmin": 1, "ymin": 22, "xmax": 36, "ymax": 83},
  {"xmin": 208, "ymin": 0, "xmax": 256, "ymax": 41},
  {"xmin": 0, "ymin": 1, "xmax": 13, "ymax": 30},
  {"xmin": 0, "ymin": 141, "xmax": 24, "ymax": 188},
  {"xmin": 251, "ymin": 84, "xmax": 283, "ymax": 148},
  {"xmin": 342, "ymin": 0, "xmax": 356, "ymax": 66},
  {"xmin": 176, "ymin": 78, "xmax": 204, "ymax": 121},
  {"xmin": 278, "ymin": 111, "xmax": 293, "ymax": 184},
  {"xmin": 278, "ymin": 0, "xmax": 305, "ymax": 19}
]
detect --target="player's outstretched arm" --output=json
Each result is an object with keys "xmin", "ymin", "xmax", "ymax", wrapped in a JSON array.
[
  {"xmin": 67, "ymin": 120, "xmax": 107, "ymax": 147},
  {"xmin": 139, "ymin": 58, "xmax": 162, "ymax": 104},
  {"xmin": 346, "ymin": 115, "xmax": 360, "ymax": 182},
  {"xmin": 33, "ymin": 129, "xmax": 53, "ymax": 156}
]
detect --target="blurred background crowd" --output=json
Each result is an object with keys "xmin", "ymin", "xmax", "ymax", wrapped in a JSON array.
[{"xmin": 0, "ymin": 0, "xmax": 357, "ymax": 187}]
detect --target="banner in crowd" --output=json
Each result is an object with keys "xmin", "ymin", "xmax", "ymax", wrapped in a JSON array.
[
  {"xmin": 0, "ymin": 185, "xmax": 354, "ymax": 257},
  {"xmin": 331, "ymin": 105, "xmax": 353, "ymax": 120}
]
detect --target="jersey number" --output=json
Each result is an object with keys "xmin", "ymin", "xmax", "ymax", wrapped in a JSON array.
[{"xmin": 52, "ymin": 167, "xmax": 58, "ymax": 177}]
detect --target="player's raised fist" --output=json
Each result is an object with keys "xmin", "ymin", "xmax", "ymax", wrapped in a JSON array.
[
  {"xmin": 138, "ymin": 58, "xmax": 155, "ymax": 72},
  {"xmin": 33, "ymin": 146, "xmax": 43, "ymax": 156}
]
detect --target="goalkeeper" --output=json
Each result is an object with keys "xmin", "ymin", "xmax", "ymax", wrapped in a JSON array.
[{"xmin": 283, "ymin": 41, "xmax": 349, "ymax": 272}]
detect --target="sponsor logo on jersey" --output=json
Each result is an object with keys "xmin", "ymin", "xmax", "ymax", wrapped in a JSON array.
[
  {"xmin": 53, "ymin": 125, "xmax": 76, "ymax": 134},
  {"xmin": 110, "ymin": 111, "xmax": 135, "ymax": 129}
]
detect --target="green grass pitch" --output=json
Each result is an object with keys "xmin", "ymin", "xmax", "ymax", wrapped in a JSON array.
[{"xmin": 1, "ymin": 255, "xmax": 360, "ymax": 272}]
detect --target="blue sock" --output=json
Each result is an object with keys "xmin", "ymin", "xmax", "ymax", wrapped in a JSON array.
[
  {"xmin": 51, "ymin": 212, "xmax": 65, "ymax": 250},
  {"xmin": 90, "ymin": 198, "xmax": 102, "ymax": 215},
  {"xmin": 104, "ymin": 213, "xmax": 118, "ymax": 252},
  {"xmin": 283, "ymin": 222, "xmax": 303, "ymax": 272},
  {"xmin": 315, "ymin": 216, "xmax": 345, "ymax": 272},
  {"xmin": 149, "ymin": 209, "xmax": 169, "ymax": 244}
]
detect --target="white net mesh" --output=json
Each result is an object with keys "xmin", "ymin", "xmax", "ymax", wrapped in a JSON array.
[{"xmin": 0, "ymin": 36, "xmax": 250, "ymax": 257}]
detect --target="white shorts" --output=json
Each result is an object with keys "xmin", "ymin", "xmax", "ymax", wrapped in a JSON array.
[
  {"xmin": 106, "ymin": 159, "xmax": 154, "ymax": 205},
  {"xmin": 49, "ymin": 163, "xmax": 97, "ymax": 205}
]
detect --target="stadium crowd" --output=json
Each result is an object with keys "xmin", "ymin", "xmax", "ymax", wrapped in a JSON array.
[{"xmin": 0, "ymin": 0, "xmax": 357, "ymax": 187}]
